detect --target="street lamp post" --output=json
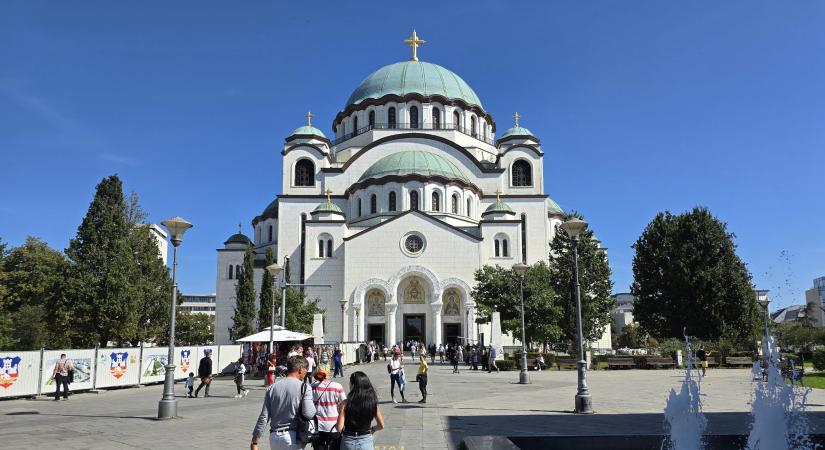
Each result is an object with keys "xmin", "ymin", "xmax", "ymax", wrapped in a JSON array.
[
  {"xmin": 513, "ymin": 262, "xmax": 530, "ymax": 384},
  {"xmin": 757, "ymin": 295, "xmax": 771, "ymax": 369},
  {"xmin": 339, "ymin": 299, "xmax": 347, "ymax": 342},
  {"xmin": 157, "ymin": 216, "xmax": 192, "ymax": 420},
  {"xmin": 561, "ymin": 217, "xmax": 593, "ymax": 414},
  {"xmin": 265, "ymin": 263, "xmax": 283, "ymax": 358}
]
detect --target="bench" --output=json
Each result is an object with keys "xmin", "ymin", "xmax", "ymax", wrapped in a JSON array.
[
  {"xmin": 705, "ymin": 357, "xmax": 720, "ymax": 367},
  {"xmin": 556, "ymin": 358, "xmax": 579, "ymax": 370},
  {"xmin": 725, "ymin": 357, "xmax": 753, "ymax": 367},
  {"xmin": 607, "ymin": 357, "xmax": 636, "ymax": 369},
  {"xmin": 644, "ymin": 357, "xmax": 676, "ymax": 369}
]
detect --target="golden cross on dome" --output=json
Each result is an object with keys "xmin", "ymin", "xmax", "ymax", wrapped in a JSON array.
[
  {"xmin": 513, "ymin": 112, "xmax": 520, "ymax": 128},
  {"xmin": 403, "ymin": 29, "xmax": 425, "ymax": 61},
  {"xmin": 306, "ymin": 111, "xmax": 313, "ymax": 127},
  {"xmin": 237, "ymin": 222, "xmax": 242, "ymax": 233},
  {"xmin": 495, "ymin": 189, "xmax": 502, "ymax": 201},
  {"xmin": 325, "ymin": 188, "xmax": 333, "ymax": 204}
]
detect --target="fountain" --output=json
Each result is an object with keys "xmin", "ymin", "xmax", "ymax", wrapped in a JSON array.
[{"xmin": 662, "ymin": 332, "xmax": 707, "ymax": 450}]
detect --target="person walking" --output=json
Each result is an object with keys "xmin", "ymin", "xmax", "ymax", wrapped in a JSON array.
[
  {"xmin": 310, "ymin": 370, "xmax": 346, "ymax": 450},
  {"xmin": 305, "ymin": 350, "xmax": 316, "ymax": 377},
  {"xmin": 251, "ymin": 356, "xmax": 316, "ymax": 450},
  {"xmin": 388, "ymin": 352, "xmax": 406, "ymax": 403},
  {"xmin": 488, "ymin": 345, "xmax": 499, "ymax": 373},
  {"xmin": 438, "ymin": 344, "xmax": 445, "ymax": 363},
  {"xmin": 416, "ymin": 354, "xmax": 428, "ymax": 404},
  {"xmin": 186, "ymin": 372, "xmax": 196, "ymax": 398},
  {"xmin": 51, "ymin": 353, "xmax": 73, "ymax": 401},
  {"xmin": 234, "ymin": 358, "xmax": 249, "ymax": 398},
  {"xmin": 266, "ymin": 354, "xmax": 278, "ymax": 386},
  {"xmin": 697, "ymin": 346, "xmax": 709, "ymax": 377},
  {"xmin": 333, "ymin": 348, "xmax": 344, "ymax": 378},
  {"xmin": 193, "ymin": 349, "xmax": 213, "ymax": 398},
  {"xmin": 336, "ymin": 371, "xmax": 385, "ymax": 450},
  {"xmin": 318, "ymin": 346, "xmax": 331, "ymax": 375}
]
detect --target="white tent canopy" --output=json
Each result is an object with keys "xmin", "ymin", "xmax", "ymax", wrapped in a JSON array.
[{"xmin": 236, "ymin": 326, "xmax": 313, "ymax": 343}]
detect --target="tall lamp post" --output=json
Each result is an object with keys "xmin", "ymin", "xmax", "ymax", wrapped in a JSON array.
[
  {"xmin": 339, "ymin": 299, "xmax": 348, "ymax": 342},
  {"xmin": 757, "ymin": 294, "xmax": 771, "ymax": 368},
  {"xmin": 157, "ymin": 216, "xmax": 193, "ymax": 420},
  {"xmin": 560, "ymin": 217, "xmax": 593, "ymax": 414},
  {"xmin": 265, "ymin": 263, "xmax": 283, "ymax": 357},
  {"xmin": 513, "ymin": 262, "xmax": 530, "ymax": 384}
]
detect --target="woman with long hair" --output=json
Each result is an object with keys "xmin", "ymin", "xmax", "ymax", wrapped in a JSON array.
[{"xmin": 336, "ymin": 371, "xmax": 384, "ymax": 449}]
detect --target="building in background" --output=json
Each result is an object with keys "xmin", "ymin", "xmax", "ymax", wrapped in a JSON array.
[
  {"xmin": 179, "ymin": 293, "xmax": 217, "ymax": 315},
  {"xmin": 610, "ymin": 293, "xmax": 636, "ymax": 336},
  {"xmin": 147, "ymin": 223, "xmax": 168, "ymax": 265},
  {"xmin": 771, "ymin": 304, "xmax": 807, "ymax": 325},
  {"xmin": 805, "ymin": 276, "xmax": 825, "ymax": 328}
]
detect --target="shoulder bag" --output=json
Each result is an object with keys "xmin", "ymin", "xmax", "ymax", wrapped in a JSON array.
[{"xmin": 297, "ymin": 380, "xmax": 318, "ymax": 445}]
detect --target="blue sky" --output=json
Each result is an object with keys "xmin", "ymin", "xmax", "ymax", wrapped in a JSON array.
[{"xmin": 1, "ymin": 1, "xmax": 823, "ymax": 309}]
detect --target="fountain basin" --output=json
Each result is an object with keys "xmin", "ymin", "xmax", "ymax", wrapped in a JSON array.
[{"xmin": 460, "ymin": 434, "xmax": 825, "ymax": 450}]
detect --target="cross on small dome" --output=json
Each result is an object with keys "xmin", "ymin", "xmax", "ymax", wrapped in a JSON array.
[
  {"xmin": 403, "ymin": 29, "xmax": 425, "ymax": 61},
  {"xmin": 513, "ymin": 112, "xmax": 520, "ymax": 128},
  {"xmin": 306, "ymin": 111, "xmax": 313, "ymax": 127}
]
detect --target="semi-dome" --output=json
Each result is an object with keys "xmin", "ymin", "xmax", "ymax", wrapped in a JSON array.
[
  {"xmin": 482, "ymin": 199, "xmax": 515, "ymax": 216},
  {"xmin": 346, "ymin": 61, "xmax": 483, "ymax": 109},
  {"xmin": 224, "ymin": 233, "xmax": 252, "ymax": 246},
  {"xmin": 499, "ymin": 125, "xmax": 535, "ymax": 141},
  {"xmin": 311, "ymin": 201, "xmax": 345, "ymax": 216},
  {"xmin": 359, "ymin": 151, "xmax": 469, "ymax": 183},
  {"xmin": 546, "ymin": 197, "xmax": 564, "ymax": 216}
]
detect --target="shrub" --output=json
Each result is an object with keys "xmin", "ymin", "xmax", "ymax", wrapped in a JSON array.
[
  {"xmin": 496, "ymin": 360, "xmax": 517, "ymax": 371},
  {"xmin": 812, "ymin": 350, "xmax": 825, "ymax": 371}
]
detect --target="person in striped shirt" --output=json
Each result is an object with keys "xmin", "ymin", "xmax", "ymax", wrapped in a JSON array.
[{"xmin": 311, "ymin": 370, "xmax": 347, "ymax": 450}]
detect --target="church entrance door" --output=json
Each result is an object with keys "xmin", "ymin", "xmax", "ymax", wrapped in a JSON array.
[
  {"xmin": 367, "ymin": 324, "xmax": 385, "ymax": 347},
  {"xmin": 403, "ymin": 314, "xmax": 426, "ymax": 348},
  {"xmin": 443, "ymin": 323, "xmax": 460, "ymax": 346}
]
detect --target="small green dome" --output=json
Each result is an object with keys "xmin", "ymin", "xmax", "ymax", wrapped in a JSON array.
[
  {"xmin": 547, "ymin": 197, "xmax": 564, "ymax": 216},
  {"xmin": 290, "ymin": 125, "xmax": 327, "ymax": 139},
  {"xmin": 499, "ymin": 125, "xmax": 535, "ymax": 140},
  {"xmin": 311, "ymin": 201, "xmax": 344, "ymax": 216},
  {"xmin": 346, "ymin": 61, "xmax": 483, "ymax": 109},
  {"xmin": 482, "ymin": 199, "xmax": 515, "ymax": 216},
  {"xmin": 224, "ymin": 233, "xmax": 252, "ymax": 246},
  {"xmin": 359, "ymin": 151, "xmax": 469, "ymax": 183},
  {"xmin": 262, "ymin": 199, "xmax": 279, "ymax": 216}
]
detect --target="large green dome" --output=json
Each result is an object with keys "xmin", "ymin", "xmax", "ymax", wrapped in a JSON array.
[
  {"xmin": 346, "ymin": 61, "xmax": 483, "ymax": 109},
  {"xmin": 359, "ymin": 151, "xmax": 469, "ymax": 183}
]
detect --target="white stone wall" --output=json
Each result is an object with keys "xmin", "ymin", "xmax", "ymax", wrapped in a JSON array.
[{"xmin": 215, "ymin": 248, "xmax": 244, "ymax": 345}]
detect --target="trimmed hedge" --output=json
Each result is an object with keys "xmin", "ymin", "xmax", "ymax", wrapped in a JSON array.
[
  {"xmin": 496, "ymin": 360, "xmax": 517, "ymax": 371},
  {"xmin": 812, "ymin": 350, "xmax": 825, "ymax": 371}
]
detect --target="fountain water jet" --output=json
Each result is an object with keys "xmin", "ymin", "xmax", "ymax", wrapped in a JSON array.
[{"xmin": 663, "ymin": 331, "xmax": 707, "ymax": 450}]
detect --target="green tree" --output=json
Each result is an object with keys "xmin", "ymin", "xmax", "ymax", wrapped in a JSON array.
[
  {"xmin": 1, "ymin": 237, "xmax": 70, "ymax": 349},
  {"xmin": 775, "ymin": 322, "xmax": 824, "ymax": 354},
  {"xmin": 548, "ymin": 214, "xmax": 615, "ymax": 344},
  {"xmin": 0, "ymin": 239, "xmax": 13, "ymax": 350},
  {"xmin": 258, "ymin": 247, "xmax": 276, "ymax": 330},
  {"xmin": 229, "ymin": 245, "xmax": 257, "ymax": 340},
  {"xmin": 280, "ymin": 257, "xmax": 323, "ymax": 334},
  {"xmin": 617, "ymin": 323, "xmax": 646, "ymax": 349},
  {"xmin": 471, "ymin": 262, "xmax": 562, "ymax": 347},
  {"xmin": 175, "ymin": 312, "xmax": 215, "ymax": 346},
  {"xmin": 125, "ymin": 191, "xmax": 173, "ymax": 346},
  {"xmin": 631, "ymin": 207, "xmax": 760, "ymax": 342},
  {"xmin": 64, "ymin": 175, "xmax": 137, "ymax": 347}
]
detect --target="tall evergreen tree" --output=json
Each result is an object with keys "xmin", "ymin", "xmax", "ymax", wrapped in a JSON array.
[
  {"xmin": 258, "ymin": 247, "xmax": 275, "ymax": 330},
  {"xmin": 0, "ymin": 239, "xmax": 12, "ymax": 349},
  {"xmin": 277, "ymin": 257, "xmax": 322, "ymax": 333},
  {"xmin": 631, "ymin": 207, "xmax": 760, "ymax": 341},
  {"xmin": 65, "ymin": 175, "xmax": 136, "ymax": 347},
  {"xmin": 229, "ymin": 245, "xmax": 257, "ymax": 340},
  {"xmin": 548, "ymin": 214, "xmax": 615, "ymax": 344}
]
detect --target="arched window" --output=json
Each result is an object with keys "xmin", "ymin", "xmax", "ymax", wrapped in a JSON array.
[
  {"xmin": 228, "ymin": 265, "xmax": 234, "ymax": 279},
  {"xmin": 494, "ymin": 240, "xmax": 500, "ymax": 257},
  {"xmin": 318, "ymin": 239, "xmax": 324, "ymax": 258},
  {"xmin": 432, "ymin": 107, "xmax": 440, "ymax": 129},
  {"xmin": 268, "ymin": 225, "xmax": 273, "ymax": 242},
  {"xmin": 494, "ymin": 234, "xmax": 510, "ymax": 258},
  {"xmin": 236, "ymin": 265, "xmax": 241, "ymax": 277},
  {"xmin": 368, "ymin": 110, "xmax": 375, "ymax": 128},
  {"xmin": 453, "ymin": 111, "xmax": 460, "ymax": 129},
  {"xmin": 503, "ymin": 239, "xmax": 509, "ymax": 257},
  {"xmin": 352, "ymin": 116, "xmax": 358, "ymax": 134},
  {"xmin": 326, "ymin": 239, "xmax": 333, "ymax": 258},
  {"xmin": 388, "ymin": 107, "xmax": 396, "ymax": 129},
  {"xmin": 389, "ymin": 192, "xmax": 397, "ymax": 212},
  {"xmin": 483, "ymin": 124, "xmax": 487, "ymax": 141},
  {"xmin": 470, "ymin": 116, "xmax": 477, "ymax": 137},
  {"xmin": 466, "ymin": 198, "xmax": 472, "ymax": 217},
  {"xmin": 410, "ymin": 106, "xmax": 419, "ymax": 129},
  {"xmin": 370, "ymin": 194, "xmax": 377, "ymax": 214},
  {"xmin": 318, "ymin": 234, "xmax": 334, "ymax": 258},
  {"xmin": 451, "ymin": 194, "xmax": 459, "ymax": 214},
  {"xmin": 512, "ymin": 160, "xmax": 532, "ymax": 187},
  {"xmin": 294, "ymin": 159, "xmax": 315, "ymax": 186},
  {"xmin": 410, "ymin": 191, "xmax": 419, "ymax": 210},
  {"xmin": 431, "ymin": 192, "xmax": 440, "ymax": 212},
  {"xmin": 357, "ymin": 198, "xmax": 362, "ymax": 216}
]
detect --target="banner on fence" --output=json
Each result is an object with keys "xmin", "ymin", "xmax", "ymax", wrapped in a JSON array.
[
  {"xmin": 218, "ymin": 345, "xmax": 241, "ymax": 374},
  {"xmin": 95, "ymin": 348, "xmax": 140, "ymax": 388},
  {"xmin": 139, "ymin": 347, "xmax": 169, "ymax": 384},
  {"xmin": 174, "ymin": 346, "xmax": 197, "ymax": 380},
  {"xmin": 0, "ymin": 351, "xmax": 41, "ymax": 398},
  {"xmin": 41, "ymin": 349, "xmax": 95, "ymax": 393}
]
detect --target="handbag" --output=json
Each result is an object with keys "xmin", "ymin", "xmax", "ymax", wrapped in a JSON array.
[
  {"xmin": 67, "ymin": 369, "xmax": 74, "ymax": 384},
  {"xmin": 297, "ymin": 381, "xmax": 318, "ymax": 445}
]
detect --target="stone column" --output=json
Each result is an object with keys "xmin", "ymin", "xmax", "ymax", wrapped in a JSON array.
[
  {"xmin": 490, "ymin": 311, "xmax": 503, "ymax": 356},
  {"xmin": 464, "ymin": 304, "xmax": 476, "ymax": 344},
  {"xmin": 386, "ymin": 303, "xmax": 397, "ymax": 347},
  {"xmin": 431, "ymin": 302, "xmax": 443, "ymax": 346},
  {"xmin": 353, "ymin": 303, "xmax": 362, "ymax": 342}
]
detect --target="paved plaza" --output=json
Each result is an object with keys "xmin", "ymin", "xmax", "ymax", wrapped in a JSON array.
[{"xmin": 3, "ymin": 359, "xmax": 825, "ymax": 449}]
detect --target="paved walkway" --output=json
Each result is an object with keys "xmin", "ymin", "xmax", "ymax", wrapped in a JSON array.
[{"xmin": 2, "ymin": 359, "xmax": 825, "ymax": 449}]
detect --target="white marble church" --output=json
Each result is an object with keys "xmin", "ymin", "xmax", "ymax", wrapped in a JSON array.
[{"xmin": 214, "ymin": 31, "xmax": 572, "ymax": 347}]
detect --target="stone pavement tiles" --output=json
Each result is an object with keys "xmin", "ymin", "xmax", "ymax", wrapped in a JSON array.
[{"xmin": 3, "ymin": 358, "xmax": 825, "ymax": 449}]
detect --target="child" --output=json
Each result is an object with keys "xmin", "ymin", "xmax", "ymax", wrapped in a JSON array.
[
  {"xmin": 186, "ymin": 372, "xmax": 195, "ymax": 398},
  {"xmin": 233, "ymin": 358, "xmax": 248, "ymax": 398}
]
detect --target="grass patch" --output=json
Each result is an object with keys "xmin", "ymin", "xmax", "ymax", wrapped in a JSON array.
[{"xmin": 802, "ymin": 373, "xmax": 825, "ymax": 389}]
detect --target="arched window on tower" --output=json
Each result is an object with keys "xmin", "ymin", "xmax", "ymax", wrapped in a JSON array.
[
  {"xmin": 512, "ymin": 160, "xmax": 533, "ymax": 187},
  {"xmin": 451, "ymin": 194, "xmax": 459, "ymax": 214},
  {"xmin": 494, "ymin": 240, "xmax": 500, "ymax": 257},
  {"xmin": 268, "ymin": 225, "xmax": 273, "ymax": 242},
  {"xmin": 368, "ymin": 110, "xmax": 375, "ymax": 129},
  {"xmin": 494, "ymin": 234, "xmax": 510, "ymax": 257},
  {"xmin": 327, "ymin": 239, "xmax": 333, "ymax": 258},
  {"xmin": 318, "ymin": 234, "xmax": 334, "ymax": 258},
  {"xmin": 388, "ymin": 107, "xmax": 396, "ymax": 129},
  {"xmin": 236, "ymin": 265, "xmax": 241, "ymax": 277},
  {"xmin": 466, "ymin": 198, "xmax": 472, "ymax": 217},
  {"xmin": 431, "ymin": 192, "xmax": 440, "ymax": 212},
  {"xmin": 432, "ymin": 107, "xmax": 440, "ymax": 129},
  {"xmin": 352, "ymin": 116, "xmax": 358, "ymax": 135},
  {"xmin": 228, "ymin": 265, "xmax": 234, "ymax": 279},
  {"xmin": 453, "ymin": 111, "xmax": 460, "ymax": 129},
  {"xmin": 357, "ymin": 198, "xmax": 362, "ymax": 217},
  {"xmin": 294, "ymin": 159, "xmax": 315, "ymax": 186},
  {"xmin": 410, "ymin": 191, "xmax": 419, "ymax": 210},
  {"xmin": 470, "ymin": 116, "xmax": 477, "ymax": 137},
  {"xmin": 370, "ymin": 194, "xmax": 377, "ymax": 214},
  {"xmin": 389, "ymin": 192, "xmax": 397, "ymax": 212},
  {"xmin": 410, "ymin": 106, "xmax": 419, "ymax": 129}
]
